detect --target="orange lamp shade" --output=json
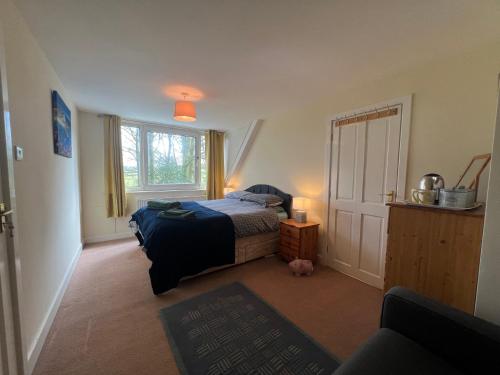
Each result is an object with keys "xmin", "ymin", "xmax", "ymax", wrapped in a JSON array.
[{"xmin": 173, "ymin": 100, "xmax": 196, "ymax": 122}]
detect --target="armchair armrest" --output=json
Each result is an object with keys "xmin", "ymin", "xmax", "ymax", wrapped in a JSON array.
[{"xmin": 381, "ymin": 287, "xmax": 500, "ymax": 374}]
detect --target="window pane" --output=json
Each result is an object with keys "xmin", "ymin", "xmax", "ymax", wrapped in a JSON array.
[
  {"xmin": 147, "ymin": 131, "xmax": 196, "ymax": 185},
  {"xmin": 121, "ymin": 126, "xmax": 140, "ymax": 189},
  {"xmin": 200, "ymin": 134, "xmax": 207, "ymax": 189}
]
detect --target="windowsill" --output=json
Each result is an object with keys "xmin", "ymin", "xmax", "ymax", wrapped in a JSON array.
[{"xmin": 127, "ymin": 189, "xmax": 207, "ymax": 195}]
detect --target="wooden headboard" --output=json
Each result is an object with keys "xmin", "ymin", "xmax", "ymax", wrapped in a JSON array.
[{"xmin": 245, "ymin": 184, "xmax": 293, "ymax": 219}]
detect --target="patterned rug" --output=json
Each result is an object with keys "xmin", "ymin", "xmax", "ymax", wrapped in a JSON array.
[{"xmin": 159, "ymin": 282, "xmax": 340, "ymax": 374}]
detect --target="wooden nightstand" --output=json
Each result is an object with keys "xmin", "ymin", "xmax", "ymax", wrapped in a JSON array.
[{"xmin": 279, "ymin": 219, "xmax": 319, "ymax": 263}]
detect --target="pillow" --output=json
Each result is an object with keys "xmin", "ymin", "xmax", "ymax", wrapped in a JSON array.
[
  {"xmin": 240, "ymin": 193, "xmax": 284, "ymax": 207},
  {"xmin": 225, "ymin": 190, "xmax": 251, "ymax": 199}
]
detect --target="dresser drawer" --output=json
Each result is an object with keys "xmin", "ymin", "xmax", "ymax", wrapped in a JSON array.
[
  {"xmin": 280, "ymin": 235, "xmax": 300, "ymax": 250},
  {"xmin": 279, "ymin": 245, "xmax": 297, "ymax": 261},
  {"xmin": 280, "ymin": 223, "xmax": 300, "ymax": 239}
]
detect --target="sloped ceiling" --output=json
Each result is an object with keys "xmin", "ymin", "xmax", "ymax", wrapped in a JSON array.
[{"xmin": 12, "ymin": 0, "xmax": 500, "ymax": 129}]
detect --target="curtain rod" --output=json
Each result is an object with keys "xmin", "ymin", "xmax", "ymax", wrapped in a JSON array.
[{"xmin": 97, "ymin": 114, "xmax": 226, "ymax": 133}]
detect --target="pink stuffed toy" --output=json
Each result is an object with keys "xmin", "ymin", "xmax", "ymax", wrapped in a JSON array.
[{"xmin": 288, "ymin": 259, "xmax": 314, "ymax": 276}]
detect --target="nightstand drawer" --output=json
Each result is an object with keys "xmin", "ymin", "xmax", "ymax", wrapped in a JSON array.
[
  {"xmin": 279, "ymin": 245, "xmax": 296, "ymax": 261},
  {"xmin": 280, "ymin": 235, "xmax": 300, "ymax": 250},
  {"xmin": 280, "ymin": 223, "xmax": 300, "ymax": 239}
]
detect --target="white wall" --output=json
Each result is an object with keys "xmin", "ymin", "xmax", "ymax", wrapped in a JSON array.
[
  {"xmin": 78, "ymin": 111, "xmax": 131, "ymax": 243},
  {"xmin": 476, "ymin": 85, "xmax": 500, "ymax": 324},
  {"xmin": 233, "ymin": 43, "xmax": 500, "ymax": 259},
  {"xmin": 0, "ymin": 0, "xmax": 82, "ymax": 370},
  {"xmin": 225, "ymin": 123, "xmax": 250, "ymax": 180}
]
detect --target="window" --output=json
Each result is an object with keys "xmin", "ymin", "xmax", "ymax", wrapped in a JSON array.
[
  {"xmin": 121, "ymin": 125, "xmax": 140, "ymax": 189},
  {"xmin": 121, "ymin": 121, "xmax": 206, "ymax": 191}
]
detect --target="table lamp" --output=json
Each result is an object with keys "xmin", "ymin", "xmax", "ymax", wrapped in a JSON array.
[{"xmin": 293, "ymin": 197, "xmax": 308, "ymax": 223}]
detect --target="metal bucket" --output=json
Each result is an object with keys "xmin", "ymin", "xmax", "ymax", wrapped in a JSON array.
[{"xmin": 439, "ymin": 188, "xmax": 475, "ymax": 208}]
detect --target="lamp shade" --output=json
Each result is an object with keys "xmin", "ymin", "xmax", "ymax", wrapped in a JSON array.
[
  {"xmin": 173, "ymin": 100, "xmax": 196, "ymax": 122},
  {"xmin": 293, "ymin": 197, "xmax": 307, "ymax": 211},
  {"xmin": 224, "ymin": 187, "xmax": 234, "ymax": 195}
]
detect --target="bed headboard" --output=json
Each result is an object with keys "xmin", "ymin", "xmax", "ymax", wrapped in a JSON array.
[{"xmin": 245, "ymin": 184, "xmax": 293, "ymax": 219}]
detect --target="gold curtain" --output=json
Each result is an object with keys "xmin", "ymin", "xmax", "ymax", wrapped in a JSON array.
[
  {"xmin": 206, "ymin": 130, "xmax": 225, "ymax": 200},
  {"xmin": 103, "ymin": 115, "xmax": 127, "ymax": 217}
]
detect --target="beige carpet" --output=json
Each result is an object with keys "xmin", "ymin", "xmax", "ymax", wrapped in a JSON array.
[{"xmin": 33, "ymin": 239, "xmax": 382, "ymax": 375}]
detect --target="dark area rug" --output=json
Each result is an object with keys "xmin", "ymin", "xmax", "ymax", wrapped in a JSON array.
[{"xmin": 159, "ymin": 282, "xmax": 340, "ymax": 374}]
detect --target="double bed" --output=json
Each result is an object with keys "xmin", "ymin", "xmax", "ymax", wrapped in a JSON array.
[{"xmin": 130, "ymin": 184, "xmax": 292, "ymax": 294}]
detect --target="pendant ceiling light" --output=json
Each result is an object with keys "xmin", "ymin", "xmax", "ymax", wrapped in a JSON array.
[{"xmin": 173, "ymin": 93, "xmax": 196, "ymax": 122}]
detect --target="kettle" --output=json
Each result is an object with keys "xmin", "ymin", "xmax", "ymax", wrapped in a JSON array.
[{"xmin": 418, "ymin": 173, "xmax": 445, "ymax": 204}]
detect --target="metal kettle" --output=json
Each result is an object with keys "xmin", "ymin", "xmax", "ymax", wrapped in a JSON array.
[
  {"xmin": 418, "ymin": 173, "xmax": 445, "ymax": 191},
  {"xmin": 418, "ymin": 173, "xmax": 445, "ymax": 204}
]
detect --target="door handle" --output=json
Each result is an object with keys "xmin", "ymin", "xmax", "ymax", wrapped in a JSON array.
[
  {"xmin": 380, "ymin": 191, "xmax": 395, "ymax": 203},
  {"xmin": 0, "ymin": 204, "xmax": 14, "ymax": 235}
]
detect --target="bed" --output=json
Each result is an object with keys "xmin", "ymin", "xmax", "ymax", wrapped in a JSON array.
[{"xmin": 130, "ymin": 184, "xmax": 292, "ymax": 294}]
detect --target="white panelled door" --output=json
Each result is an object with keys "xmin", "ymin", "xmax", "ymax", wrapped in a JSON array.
[
  {"xmin": 0, "ymin": 24, "xmax": 23, "ymax": 375},
  {"xmin": 328, "ymin": 105, "xmax": 403, "ymax": 288}
]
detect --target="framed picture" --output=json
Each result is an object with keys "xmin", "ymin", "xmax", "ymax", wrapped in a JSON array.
[{"xmin": 51, "ymin": 90, "xmax": 72, "ymax": 158}]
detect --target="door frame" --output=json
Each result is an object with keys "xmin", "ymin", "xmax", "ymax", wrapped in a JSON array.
[
  {"xmin": 0, "ymin": 20, "xmax": 27, "ymax": 375},
  {"xmin": 322, "ymin": 95, "xmax": 413, "ymax": 279}
]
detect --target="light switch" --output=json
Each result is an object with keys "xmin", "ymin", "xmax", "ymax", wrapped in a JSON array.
[{"xmin": 15, "ymin": 146, "xmax": 23, "ymax": 161}]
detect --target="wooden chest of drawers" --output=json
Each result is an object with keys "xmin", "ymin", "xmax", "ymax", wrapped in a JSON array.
[
  {"xmin": 384, "ymin": 203, "xmax": 484, "ymax": 314},
  {"xmin": 279, "ymin": 219, "xmax": 319, "ymax": 263}
]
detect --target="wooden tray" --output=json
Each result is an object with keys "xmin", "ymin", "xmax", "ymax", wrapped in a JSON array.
[{"xmin": 403, "ymin": 201, "xmax": 483, "ymax": 211}]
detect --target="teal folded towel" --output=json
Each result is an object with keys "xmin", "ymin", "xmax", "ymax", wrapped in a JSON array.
[
  {"xmin": 157, "ymin": 208, "xmax": 195, "ymax": 220},
  {"xmin": 147, "ymin": 200, "xmax": 181, "ymax": 210}
]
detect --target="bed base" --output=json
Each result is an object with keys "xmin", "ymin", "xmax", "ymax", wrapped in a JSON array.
[{"xmin": 181, "ymin": 231, "xmax": 280, "ymax": 281}]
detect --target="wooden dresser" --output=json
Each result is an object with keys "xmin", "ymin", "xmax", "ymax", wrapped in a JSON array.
[
  {"xmin": 279, "ymin": 219, "xmax": 319, "ymax": 263},
  {"xmin": 384, "ymin": 203, "xmax": 485, "ymax": 313}
]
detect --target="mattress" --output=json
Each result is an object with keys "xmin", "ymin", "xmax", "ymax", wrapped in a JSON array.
[{"xmin": 198, "ymin": 198, "xmax": 281, "ymax": 238}]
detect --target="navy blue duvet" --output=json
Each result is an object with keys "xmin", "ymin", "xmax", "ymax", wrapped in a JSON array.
[{"xmin": 131, "ymin": 202, "xmax": 235, "ymax": 294}]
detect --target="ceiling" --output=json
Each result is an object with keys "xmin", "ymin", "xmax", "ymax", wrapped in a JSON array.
[{"xmin": 12, "ymin": 0, "xmax": 500, "ymax": 130}]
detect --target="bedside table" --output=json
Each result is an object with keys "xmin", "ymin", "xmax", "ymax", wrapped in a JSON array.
[{"xmin": 279, "ymin": 219, "xmax": 319, "ymax": 263}]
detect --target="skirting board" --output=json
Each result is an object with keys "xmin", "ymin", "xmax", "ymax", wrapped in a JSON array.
[
  {"xmin": 83, "ymin": 231, "xmax": 134, "ymax": 245},
  {"xmin": 26, "ymin": 243, "xmax": 82, "ymax": 374}
]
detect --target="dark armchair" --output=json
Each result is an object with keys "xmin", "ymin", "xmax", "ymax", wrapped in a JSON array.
[{"xmin": 334, "ymin": 287, "xmax": 500, "ymax": 374}]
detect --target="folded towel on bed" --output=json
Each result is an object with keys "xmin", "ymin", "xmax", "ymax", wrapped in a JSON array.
[
  {"xmin": 157, "ymin": 208, "xmax": 195, "ymax": 220},
  {"xmin": 147, "ymin": 200, "xmax": 181, "ymax": 210}
]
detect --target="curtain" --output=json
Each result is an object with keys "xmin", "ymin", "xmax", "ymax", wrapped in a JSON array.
[
  {"xmin": 206, "ymin": 130, "xmax": 225, "ymax": 200},
  {"xmin": 103, "ymin": 115, "xmax": 127, "ymax": 217}
]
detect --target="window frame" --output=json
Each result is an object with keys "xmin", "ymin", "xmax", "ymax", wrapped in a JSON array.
[{"xmin": 121, "ymin": 119, "xmax": 205, "ymax": 192}]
